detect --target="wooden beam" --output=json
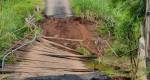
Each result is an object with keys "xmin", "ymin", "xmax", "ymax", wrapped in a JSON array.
[
  {"xmin": 42, "ymin": 36, "xmax": 84, "ymax": 42},
  {"xmin": 146, "ymin": 0, "xmax": 150, "ymax": 57},
  {"xmin": 41, "ymin": 38, "xmax": 82, "ymax": 54},
  {"xmin": 137, "ymin": 0, "xmax": 149, "ymax": 80}
]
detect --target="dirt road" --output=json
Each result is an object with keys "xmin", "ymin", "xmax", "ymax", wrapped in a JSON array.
[{"xmin": 45, "ymin": 0, "xmax": 72, "ymax": 18}]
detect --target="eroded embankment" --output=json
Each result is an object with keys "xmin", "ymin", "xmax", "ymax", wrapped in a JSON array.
[
  {"xmin": 39, "ymin": 17, "xmax": 107, "ymax": 56},
  {"xmin": 39, "ymin": 17, "xmax": 130, "ymax": 80}
]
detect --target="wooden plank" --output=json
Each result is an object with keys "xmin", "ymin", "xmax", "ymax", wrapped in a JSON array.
[
  {"xmin": 42, "ymin": 38, "xmax": 81, "ymax": 53},
  {"xmin": 42, "ymin": 36, "xmax": 83, "ymax": 42},
  {"xmin": 0, "ymin": 70, "xmax": 14, "ymax": 74}
]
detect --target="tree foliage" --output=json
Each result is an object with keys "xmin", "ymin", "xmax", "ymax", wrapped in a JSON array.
[
  {"xmin": 71, "ymin": 0, "xmax": 145, "ymax": 56},
  {"xmin": 110, "ymin": 0, "xmax": 145, "ymax": 56}
]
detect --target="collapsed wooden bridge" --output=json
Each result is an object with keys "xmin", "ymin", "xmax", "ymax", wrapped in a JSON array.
[{"xmin": 0, "ymin": 0, "xmax": 109, "ymax": 80}]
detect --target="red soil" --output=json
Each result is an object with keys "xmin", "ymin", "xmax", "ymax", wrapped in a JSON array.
[{"xmin": 39, "ymin": 17, "xmax": 106, "ymax": 56}]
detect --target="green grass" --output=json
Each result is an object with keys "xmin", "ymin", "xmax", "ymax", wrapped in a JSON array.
[
  {"xmin": 0, "ymin": 0, "xmax": 44, "ymax": 58},
  {"xmin": 71, "ymin": 0, "xmax": 144, "ymax": 56},
  {"xmin": 71, "ymin": 0, "xmax": 145, "ymax": 79},
  {"xmin": 76, "ymin": 47, "xmax": 92, "ymax": 56},
  {"xmin": 85, "ymin": 54, "xmax": 131, "ymax": 78},
  {"xmin": 71, "ymin": 0, "xmax": 109, "ymax": 21}
]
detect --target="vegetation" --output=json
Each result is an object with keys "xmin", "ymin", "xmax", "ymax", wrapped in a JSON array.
[
  {"xmin": 0, "ymin": 0, "xmax": 44, "ymax": 58},
  {"xmin": 71, "ymin": 0, "xmax": 145, "ymax": 79},
  {"xmin": 85, "ymin": 57, "xmax": 130, "ymax": 77},
  {"xmin": 0, "ymin": 0, "xmax": 147, "ymax": 79},
  {"xmin": 76, "ymin": 47, "xmax": 91, "ymax": 56},
  {"xmin": 71, "ymin": 0, "xmax": 145, "ymax": 56}
]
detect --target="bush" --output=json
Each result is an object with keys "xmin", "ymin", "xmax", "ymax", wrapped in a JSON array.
[
  {"xmin": 111, "ymin": 41, "xmax": 129, "ymax": 57},
  {"xmin": 96, "ymin": 26, "xmax": 108, "ymax": 37},
  {"xmin": 71, "ymin": 0, "xmax": 145, "ymax": 56},
  {"xmin": 0, "ymin": 0, "xmax": 44, "ymax": 56}
]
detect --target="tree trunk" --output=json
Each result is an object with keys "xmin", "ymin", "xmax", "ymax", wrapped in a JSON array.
[
  {"xmin": 146, "ymin": 0, "xmax": 150, "ymax": 57},
  {"xmin": 136, "ymin": 0, "xmax": 150, "ymax": 79},
  {"xmin": 137, "ymin": 37, "xmax": 147, "ymax": 80}
]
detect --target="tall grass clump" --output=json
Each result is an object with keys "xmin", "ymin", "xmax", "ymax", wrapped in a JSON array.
[
  {"xmin": 71, "ymin": 0, "xmax": 145, "ymax": 57},
  {"xmin": 71, "ymin": 0, "xmax": 110, "ymax": 21},
  {"xmin": 0, "ymin": 0, "xmax": 44, "ymax": 57}
]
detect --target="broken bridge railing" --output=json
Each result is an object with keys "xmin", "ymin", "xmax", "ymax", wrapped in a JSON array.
[{"xmin": 1, "ymin": 13, "xmax": 41, "ymax": 70}]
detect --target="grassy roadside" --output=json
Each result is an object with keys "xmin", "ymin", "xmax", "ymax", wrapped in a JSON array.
[
  {"xmin": 70, "ymin": 0, "xmax": 109, "ymax": 21},
  {"xmin": 71, "ymin": 0, "xmax": 144, "ymax": 56},
  {"xmin": 0, "ymin": 0, "xmax": 44, "ymax": 59},
  {"xmin": 71, "ymin": 0, "xmax": 145, "ymax": 79}
]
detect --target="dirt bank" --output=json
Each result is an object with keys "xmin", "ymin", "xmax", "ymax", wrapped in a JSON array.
[{"xmin": 39, "ymin": 17, "xmax": 107, "ymax": 56}]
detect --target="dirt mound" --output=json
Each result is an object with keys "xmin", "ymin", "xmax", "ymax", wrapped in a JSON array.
[{"xmin": 39, "ymin": 17, "xmax": 106, "ymax": 56}]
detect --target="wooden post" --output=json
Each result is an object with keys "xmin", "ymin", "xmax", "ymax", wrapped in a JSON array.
[
  {"xmin": 146, "ymin": 0, "xmax": 150, "ymax": 57},
  {"xmin": 137, "ymin": 0, "xmax": 150, "ymax": 80},
  {"xmin": 137, "ymin": 24, "xmax": 147, "ymax": 80},
  {"xmin": 136, "ymin": 0, "xmax": 150, "ymax": 79}
]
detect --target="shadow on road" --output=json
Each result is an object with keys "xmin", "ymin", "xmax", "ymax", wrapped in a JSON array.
[{"xmin": 25, "ymin": 73, "xmax": 112, "ymax": 80}]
